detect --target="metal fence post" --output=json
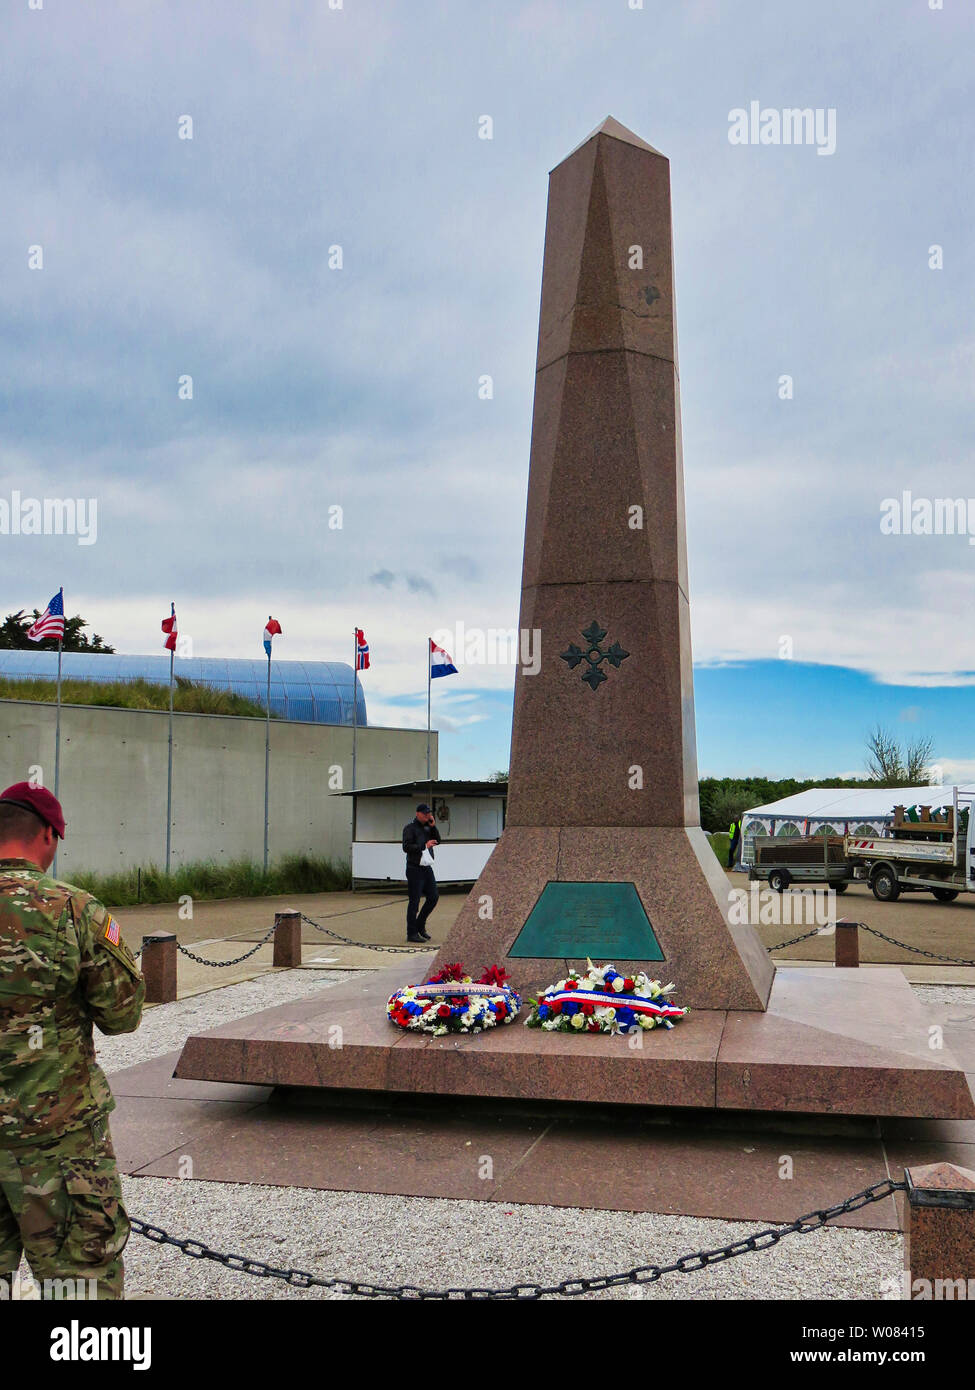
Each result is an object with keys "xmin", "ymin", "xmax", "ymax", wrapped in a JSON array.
[
  {"xmin": 272, "ymin": 909, "xmax": 302, "ymax": 968},
  {"xmin": 834, "ymin": 918, "xmax": 860, "ymax": 968},
  {"xmin": 141, "ymin": 931, "xmax": 178, "ymax": 1003},
  {"xmin": 904, "ymin": 1162, "xmax": 975, "ymax": 1299}
]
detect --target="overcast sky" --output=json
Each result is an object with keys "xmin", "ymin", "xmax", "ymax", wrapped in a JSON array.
[{"xmin": 3, "ymin": 1, "xmax": 974, "ymax": 781}]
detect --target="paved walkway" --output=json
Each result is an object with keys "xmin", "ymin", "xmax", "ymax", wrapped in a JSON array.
[
  {"xmin": 113, "ymin": 876, "xmax": 975, "ymax": 1002},
  {"xmin": 116, "ymin": 890, "xmax": 465, "ymax": 998}
]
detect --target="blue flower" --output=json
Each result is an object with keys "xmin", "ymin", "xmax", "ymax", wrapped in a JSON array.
[
  {"xmin": 538, "ymin": 1004, "xmax": 550, "ymax": 1020},
  {"xmin": 616, "ymin": 1007, "xmax": 636, "ymax": 1028},
  {"xmin": 562, "ymin": 1001, "xmax": 579, "ymax": 1017}
]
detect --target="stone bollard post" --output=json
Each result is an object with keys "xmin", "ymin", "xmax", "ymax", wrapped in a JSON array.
[
  {"xmin": 834, "ymin": 918, "xmax": 860, "ymax": 968},
  {"xmin": 904, "ymin": 1162, "xmax": 975, "ymax": 1299},
  {"xmin": 272, "ymin": 909, "xmax": 302, "ymax": 968},
  {"xmin": 141, "ymin": 932, "xmax": 178, "ymax": 1003}
]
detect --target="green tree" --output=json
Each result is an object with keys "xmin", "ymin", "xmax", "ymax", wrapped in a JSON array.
[
  {"xmin": 864, "ymin": 725, "xmax": 933, "ymax": 787},
  {"xmin": 0, "ymin": 610, "xmax": 114, "ymax": 653}
]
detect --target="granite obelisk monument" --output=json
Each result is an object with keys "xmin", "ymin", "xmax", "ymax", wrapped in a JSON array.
[
  {"xmin": 176, "ymin": 119, "xmax": 974, "ymax": 1121},
  {"xmin": 431, "ymin": 118, "xmax": 774, "ymax": 1011}
]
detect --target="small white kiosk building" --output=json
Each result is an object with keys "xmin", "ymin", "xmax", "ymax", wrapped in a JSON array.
[{"xmin": 341, "ymin": 780, "xmax": 507, "ymax": 887}]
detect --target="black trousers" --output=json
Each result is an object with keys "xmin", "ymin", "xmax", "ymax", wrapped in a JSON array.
[{"xmin": 406, "ymin": 864, "xmax": 439, "ymax": 935}]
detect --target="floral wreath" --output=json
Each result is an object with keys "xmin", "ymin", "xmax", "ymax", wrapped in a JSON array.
[
  {"xmin": 525, "ymin": 959, "xmax": 688, "ymax": 1035},
  {"xmin": 387, "ymin": 963, "xmax": 522, "ymax": 1036}
]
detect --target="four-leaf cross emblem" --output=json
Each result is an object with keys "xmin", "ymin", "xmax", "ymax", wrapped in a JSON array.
[{"xmin": 560, "ymin": 621, "xmax": 630, "ymax": 691}]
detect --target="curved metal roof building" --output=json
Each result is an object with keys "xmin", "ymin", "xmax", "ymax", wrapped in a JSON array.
[{"xmin": 0, "ymin": 651, "xmax": 367, "ymax": 725}]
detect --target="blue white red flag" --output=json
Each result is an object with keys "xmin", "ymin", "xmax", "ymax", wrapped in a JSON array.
[
  {"xmin": 263, "ymin": 616, "xmax": 282, "ymax": 657},
  {"xmin": 355, "ymin": 629, "xmax": 369, "ymax": 671},
  {"xmin": 430, "ymin": 639, "xmax": 457, "ymax": 679},
  {"xmin": 27, "ymin": 589, "xmax": 65, "ymax": 643}
]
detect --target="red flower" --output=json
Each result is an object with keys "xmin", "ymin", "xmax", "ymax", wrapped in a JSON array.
[
  {"xmin": 587, "ymin": 1021, "xmax": 600, "ymax": 1032},
  {"xmin": 549, "ymin": 999, "xmax": 562, "ymax": 1013},
  {"xmin": 428, "ymin": 962, "xmax": 466, "ymax": 984},
  {"xmin": 494, "ymin": 1002, "xmax": 507, "ymax": 1020},
  {"xmin": 478, "ymin": 964, "xmax": 511, "ymax": 987},
  {"xmin": 623, "ymin": 978, "xmax": 635, "ymax": 992},
  {"xmin": 581, "ymin": 1002, "xmax": 595, "ymax": 1016},
  {"xmin": 437, "ymin": 1004, "xmax": 451, "ymax": 1018}
]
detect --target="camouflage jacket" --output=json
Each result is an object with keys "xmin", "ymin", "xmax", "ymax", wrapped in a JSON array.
[{"xmin": 0, "ymin": 859, "xmax": 144, "ymax": 1146}]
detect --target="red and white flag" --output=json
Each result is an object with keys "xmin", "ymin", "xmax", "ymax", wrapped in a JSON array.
[
  {"xmin": 355, "ymin": 629, "xmax": 370, "ymax": 671},
  {"xmin": 162, "ymin": 603, "xmax": 177, "ymax": 652},
  {"xmin": 263, "ymin": 617, "xmax": 282, "ymax": 657},
  {"xmin": 27, "ymin": 588, "xmax": 65, "ymax": 643}
]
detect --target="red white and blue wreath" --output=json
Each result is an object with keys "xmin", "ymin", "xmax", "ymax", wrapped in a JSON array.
[
  {"xmin": 525, "ymin": 959, "xmax": 688, "ymax": 1035},
  {"xmin": 387, "ymin": 963, "xmax": 522, "ymax": 1036}
]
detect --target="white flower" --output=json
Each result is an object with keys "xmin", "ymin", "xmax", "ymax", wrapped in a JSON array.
[
  {"xmin": 570, "ymin": 1013, "xmax": 586, "ymax": 1029},
  {"xmin": 612, "ymin": 977, "xmax": 625, "ymax": 993}
]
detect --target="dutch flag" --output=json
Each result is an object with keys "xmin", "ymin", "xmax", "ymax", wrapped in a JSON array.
[{"xmin": 430, "ymin": 638, "xmax": 458, "ymax": 679}]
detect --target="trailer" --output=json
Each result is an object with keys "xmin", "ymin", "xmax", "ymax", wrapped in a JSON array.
[{"xmin": 750, "ymin": 836, "xmax": 853, "ymax": 894}]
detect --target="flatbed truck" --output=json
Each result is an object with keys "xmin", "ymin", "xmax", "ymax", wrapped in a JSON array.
[{"xmin": 750, "ymin": 789, "xmax": 975, "ymax": 903}]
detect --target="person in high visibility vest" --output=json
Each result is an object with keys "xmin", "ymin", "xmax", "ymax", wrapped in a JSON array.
[{"xmin": 728, "ymin": 818, "xmax": 742, "ymax": 869}]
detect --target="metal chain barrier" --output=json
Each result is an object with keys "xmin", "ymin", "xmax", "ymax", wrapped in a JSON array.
[
  {"xmin": 174, "ymin": 921, "xmax": 278, "ymax": 968},
  {"xmin": 132, "ymin": 1177, "xmax": 904, "ymax": 1299},
  {"xmin": 299, "ymin": 912, "xmax": 427, "ymax": 954},
  {"xmin": 857, "ymin": 922, "xmax": 975, "ymax": 968},
  {"xmin": 766, "ymin": 926, "xmax": 825, "ymax": 953}
]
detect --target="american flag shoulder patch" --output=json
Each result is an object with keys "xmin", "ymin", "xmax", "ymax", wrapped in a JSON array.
[{"xmin": 103, "ymin": 915, "xmax": 121, "ymax": 946}]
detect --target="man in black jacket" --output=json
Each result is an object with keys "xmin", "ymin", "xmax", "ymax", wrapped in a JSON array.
[{"xmin": 402, "ymin": 803, "xmax": 441, "ymax": 943}]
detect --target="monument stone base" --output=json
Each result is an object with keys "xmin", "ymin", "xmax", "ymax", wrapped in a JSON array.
[
  {"xmin": 428, "ymin": 826, "xmax": 774, "ymax": 1012},
  {"xmin": 173, "ymin": 960, "xmax": 975, "ymax": 1120}
]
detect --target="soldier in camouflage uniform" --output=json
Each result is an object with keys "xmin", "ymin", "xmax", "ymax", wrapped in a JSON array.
[{"xmin": 0, "ymin": 782, "xmax": 144, "ymax": 1300}]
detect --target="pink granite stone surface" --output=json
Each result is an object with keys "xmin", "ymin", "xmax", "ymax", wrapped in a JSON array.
[
  {"xmin": 427, "ymin": 825, "xmax": 774, "ymax": 1009},
  {"xmin": 430, "ymin": 119, "xmax": 772, "ymax": 1013},
  {"xmin": 717, "ymin": 968, "xmax": 975, "ymax": 1118},
  {"xmin": 173, "ymin": 962, "xmax": 975, "ymax": 1120},
  {"xmin": 904, "ymin": 1161, "xmax": 975, "ymax": 1288}
]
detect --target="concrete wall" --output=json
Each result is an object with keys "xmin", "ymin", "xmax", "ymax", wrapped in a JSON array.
[{"xmin": 0, "ymin": 699, "xmax": 435, "ymax": 877}]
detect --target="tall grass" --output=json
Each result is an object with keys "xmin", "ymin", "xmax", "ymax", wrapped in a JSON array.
[
  {"xmin": 0, "ymin": 675, "xmax": 274, "ymax": 718},
  {"xmin": 68, "ymin": 854, "xmax": 350, "ymax": 907}
]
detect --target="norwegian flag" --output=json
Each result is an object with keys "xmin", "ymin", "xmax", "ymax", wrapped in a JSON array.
[
  {"xmin": 27, "ymin": 588, "xmax": 65, "ymax": 643},
  {"xmin": 263, "ymin": 616, "xmax": 282, "ymax": 657},
  {"xmin": 161, "ymin": 603, "xmax": 178, "ymax": 652},
  {"xmin": 355, "ymin": 629, "xmax": 370, "ymax": 671}
]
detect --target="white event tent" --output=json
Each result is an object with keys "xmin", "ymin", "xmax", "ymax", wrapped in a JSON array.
[{"xmin": 739, "ymin": 785, "xmax": 975, "ymax": 867}]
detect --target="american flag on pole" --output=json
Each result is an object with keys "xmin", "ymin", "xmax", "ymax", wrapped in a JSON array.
[
  {"xmin": 355, "ymin": 629, "xmax": 370, "ymax": 671},
  {"xmin": 161, "ymin": 603, "xmax": 178, "ymax": 651},
  {"xmin": 27, "ymin": 589, "xmax": 65, "ymax": 643}
]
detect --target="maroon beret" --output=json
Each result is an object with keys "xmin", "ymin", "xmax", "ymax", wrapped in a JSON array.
[{"xmin": 0, "ymin": 782, "xmax": 66, "ymax": 839}]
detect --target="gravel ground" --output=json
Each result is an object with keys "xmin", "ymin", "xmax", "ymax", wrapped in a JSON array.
[
  {"xmin": 94, "ymin": 968, "xmax": 346, "ymax": 1073},
  {"xmin": 121, "ymin": 1180, "xmax": 903, "ymax": 1301},
  {"xmin": 911, "ymin": 982, "xmax": 975, "ymax": 1017},
  {"xmin": 65, "ymin": 971, "xmax": 970, "ymax": 1301}
]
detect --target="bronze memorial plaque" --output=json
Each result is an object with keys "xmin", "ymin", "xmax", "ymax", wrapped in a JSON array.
[{"xmin": 508, "ymin": 881, "xmax": 664, "ymax": 960}]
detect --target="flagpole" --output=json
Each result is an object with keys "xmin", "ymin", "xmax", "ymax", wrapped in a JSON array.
[
  {"xmin": 165, "ymin": 613, "xmax": 174, "ymax": 875},
  {"xmin": 351, "ymin": 630, "xmax": 359, "ymax": 792},
  {"xmin": 53, "ymin": 593, "xmax": 63, "ymax": 874},
  {"xmin": 54, "ymin": 629, "xmax": 63, "ymax": 798},
  {"xmin": 263, "ymin": 632, "xmax": 272, "ymax": 873},
  {"xmin": 426, "ymin": 639, "xmax": 432, "ymax": 784}
]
